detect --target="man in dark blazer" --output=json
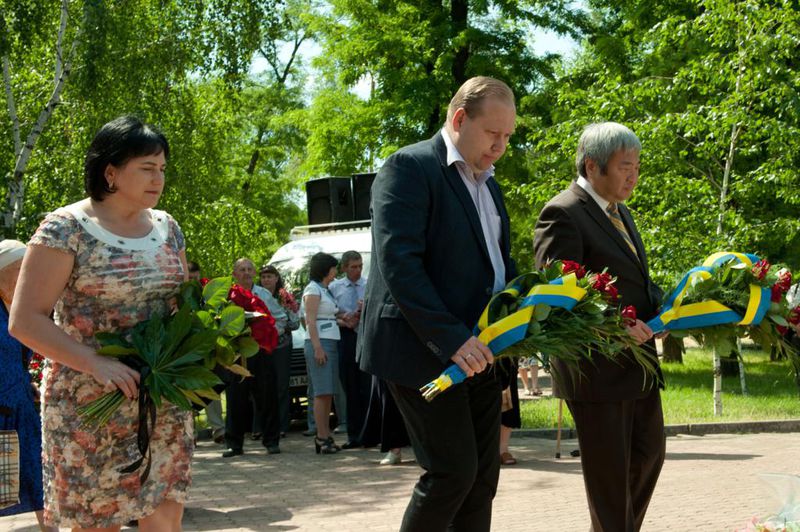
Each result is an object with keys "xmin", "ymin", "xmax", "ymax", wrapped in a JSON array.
[
  {"xmin": 534, "ymin": 122, "xmax": 666, "ymax": 532},
  {"xmin": 357, "ymin": 76, "xmax": 517, "ymax": 532}
]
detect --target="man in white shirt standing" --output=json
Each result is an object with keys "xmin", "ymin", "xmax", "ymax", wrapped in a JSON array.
[{"xmin": 329, "ymin": 250, "xmax": 370, "ymax": 448}]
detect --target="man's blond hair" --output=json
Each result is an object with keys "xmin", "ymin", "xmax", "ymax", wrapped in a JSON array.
[{"xmin": 446, "ymin": 76, "xmax": 515, "ymax": 121}]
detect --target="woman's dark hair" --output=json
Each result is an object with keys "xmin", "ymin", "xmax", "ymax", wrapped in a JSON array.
[
  {"xmin": 308, "ymin": 252, "xmax": 339, "ymax": 283},
  {"xmin": 84, "ymin": 115, "xmax": 170, "ymax": 201},
  {"xmin": 259, "ymin": 263, "xmax": 284, "ymax": 295}
]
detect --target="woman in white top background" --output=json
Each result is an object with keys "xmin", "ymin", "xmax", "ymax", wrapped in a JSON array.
[{"xmin": 301, "ymin": 252, "xmax": 342, "ymax": 454}]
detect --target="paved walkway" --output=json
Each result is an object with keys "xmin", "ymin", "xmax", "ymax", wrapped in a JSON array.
[{"xmin": 3, "ymin": 430, "xmax": 798, "ymax": 531}]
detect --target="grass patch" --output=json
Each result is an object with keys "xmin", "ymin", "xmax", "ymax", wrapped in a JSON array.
[{"xmin": 520, "ymin": 347, "xmax": 800, "ymax": 429}]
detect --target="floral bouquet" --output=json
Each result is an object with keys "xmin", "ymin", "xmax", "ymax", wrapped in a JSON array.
[
  {"xmin": 78, "ymin": 277, "xmax": 276, "ymax": 480},
  {"xmin": 420, "ymin": 260, "xmax": 657, "ymax": 401},
  {"xmin": 28, "ymin": 352, "xmax": 44, "ymax": 386},
  {"xmin": 278, "ymin": 287, "xmax": 299, "ymax": 314},
  {"xmin": 647, "ymin": 252, "xmax": 797, "ymax": 358}
]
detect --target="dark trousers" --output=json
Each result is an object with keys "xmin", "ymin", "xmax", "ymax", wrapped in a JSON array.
[
  {"xmin": 389, "ymin": 370, "xmax": 501, "ymax": 532},
  {"xmin": 567, "ymin": 388, "xmax": 666, "ymax": 532},
  {"xmin": 360, "ymin": 376, "xmax": 410, "ymax": 452},
  {"xmin": 225, "ymin": 350, "xmax": 280, "ymax": 450},
  {"xmin": 338, "ymin": 327, "xmax": 371, "ymax": 443},
  {"xmin": 272, "ymin": 337, "xmax": 293, "ymax": 433}
]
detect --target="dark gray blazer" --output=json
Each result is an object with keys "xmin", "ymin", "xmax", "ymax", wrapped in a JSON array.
[
  {"xmin": 356, "ymin": 132, "xmax": 516, "ymax": 389},
  {"xmin": 534, "ymin": 181, "xmax": 663, "ymax": 401}
]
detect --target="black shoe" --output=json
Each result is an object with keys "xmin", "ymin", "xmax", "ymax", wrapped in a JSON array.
[
  {"xmin": 250, "ymin": 432, "xmax": 262, "ymax": 440},
  {"xmin": 341, "ymin": 440, "xmax": 361, "ymax": 450},
  {"xmin": 266, "ymin": 444, "xmax": 281, "ymax": 454},
  {"xmin": 314, "ymin": 436, "xmax": 341, "ymax": 454},
  {"xmin": 302, "ymin": 429, "xmax": 314, "ymax": 437},
  {"xmin": 280, "ymin": 431, "xmax": 287, "ymax": 438},
  {"xmin": 222, "ymin": 448, "xmax": 243, "ymax": 458}
]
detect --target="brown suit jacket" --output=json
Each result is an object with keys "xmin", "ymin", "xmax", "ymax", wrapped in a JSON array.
[{"xmin": 534, "ymin": 181, "xmax": 663, "ymax": 401}]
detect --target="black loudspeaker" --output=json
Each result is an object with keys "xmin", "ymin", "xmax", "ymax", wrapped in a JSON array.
[
  {"xmin": 306, "ymin": 177, "xmax": 354, "ymax": 225},
  {"xmin": 352, "ymin": 172, "xmax": 376, "ymax": 221}
]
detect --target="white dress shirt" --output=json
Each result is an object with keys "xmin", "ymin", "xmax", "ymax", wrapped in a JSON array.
[{"xmin": 442, "ymin": 128, "xmax": 506, "ymax": 294}]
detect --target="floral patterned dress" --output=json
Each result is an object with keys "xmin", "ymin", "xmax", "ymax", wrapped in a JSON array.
[{"xmin": 28, "ymin": 202, "xmax": 193, "ymax": 528}]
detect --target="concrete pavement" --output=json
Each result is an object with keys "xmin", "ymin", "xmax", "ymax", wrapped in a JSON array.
[{"xmin": 3, "ymin": 430, "xmax": 798, "ymax": 531}]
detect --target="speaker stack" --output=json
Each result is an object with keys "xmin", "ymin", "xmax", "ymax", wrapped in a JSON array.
[
  {"xmin": 306, "ymin": 177, "xmax": 354, "ymax": 225},
  {"xmin": 352, "ymin": 172, "xmax": 376, "ymax": 221},
  {"xmin": 305, "ymin": 173, "xmax": 377, "ymax": 225}
]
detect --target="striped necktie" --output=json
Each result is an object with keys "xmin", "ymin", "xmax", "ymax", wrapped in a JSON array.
[{"xmin": 606, "ymin": 203, "xmax": 638, "ymax": 258}]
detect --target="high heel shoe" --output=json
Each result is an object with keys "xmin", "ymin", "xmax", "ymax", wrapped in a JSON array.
[{"xmin": 314, "ymin": 436, "xmax": 341, "ymax": 454}]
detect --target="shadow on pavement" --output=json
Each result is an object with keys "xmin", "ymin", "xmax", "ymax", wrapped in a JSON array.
[
  {"xmin": 183, "ymin": 506, "xmax": 295, "ymax": 530},
  {"xmin": 665, "ymin": 451, "xmax": 761, "ymax": 461}
]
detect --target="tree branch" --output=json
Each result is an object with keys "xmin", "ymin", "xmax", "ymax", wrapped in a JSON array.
[{"xmin": 1, "ymin": 56, "xmax": 21, "ymax": 156}]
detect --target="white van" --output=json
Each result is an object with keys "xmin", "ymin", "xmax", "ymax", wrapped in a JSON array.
[{"xmin": 267, "ymin": 221, "xmax": 371, "ymax": 420}]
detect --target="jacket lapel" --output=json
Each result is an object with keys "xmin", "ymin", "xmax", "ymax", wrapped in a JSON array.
[
  {"xmin": 433, "ymin": 133, "xmax": 491, "ymax": 263},
  {"xmin": 569, "ymin": 182, "xmax": 643, "ymax": 270}
]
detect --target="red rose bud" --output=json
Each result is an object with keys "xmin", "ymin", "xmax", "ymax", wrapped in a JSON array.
[
  {"xmin": 621, "ymin": 305, "xmax": 638, "ymax": 327},
  {"xmin": 777, "ymin": 325, "xmax": 789, "ymax": 336},
  {"xmin": 199, "ymin": 277, "xmax": 210, "ymax": 287},
  {"xmin": 561, "ymin": 260, "xmax": 586, "ymax": 279},
  {"xmin": 591, "ymin": 272, "xmax": 613, "ymax": 291},
  {"xmin": 604, "ymin": 284, "xmax": 620, "ymax": 303}
]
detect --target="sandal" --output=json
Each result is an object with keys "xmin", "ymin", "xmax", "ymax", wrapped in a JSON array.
[
  {"xmin": 500, "ymin": 451, "xmax": 517, "ymax": 466},
  {"xmin": 531, "ymin": 389, "xmax": 543, "ymax": 396}
]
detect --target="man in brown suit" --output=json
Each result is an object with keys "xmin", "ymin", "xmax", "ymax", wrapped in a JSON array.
[{"xmin": 534, "ymin": 122, "xmax": 665, "ymax": 532}]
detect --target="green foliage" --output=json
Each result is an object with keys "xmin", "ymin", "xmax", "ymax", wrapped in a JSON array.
[
  {"xmin": 520, "ymin": 0, "xmax": 800, "ymax": 285},
  {"xmin": 302, "ymin": 0, "xmax": 587, "ymax": 179},
  {"xmin": 2, "ymin": 0, "xmax": 301, "ymax": 275}
]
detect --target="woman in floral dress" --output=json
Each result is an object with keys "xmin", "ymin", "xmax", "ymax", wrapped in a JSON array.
[{"xmin": 10, "ymin": 116, "xmax": 192, "ymax": 531}]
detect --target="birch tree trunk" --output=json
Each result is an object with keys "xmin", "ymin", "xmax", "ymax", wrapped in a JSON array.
[
  {"xmin": 2, "ymin": 0, "xmax": 77, "ymax": 237},
  {"xmin": 713, "ymin": 347, "xmax": 723, "ymax": 416},
  {"xmin": 737, "ymin": 338, "xmax": 748, "ymax": 395}
]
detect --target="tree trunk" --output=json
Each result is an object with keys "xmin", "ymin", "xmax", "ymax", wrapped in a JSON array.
[
  {"xmin": 736, "ymin": 338, "xmax": 747, "ymax": 396},
  {"xmin": 661, "ymin": 335, "xmax": 684, "ymax": 363},
  {"xmin": 2, "ymin": 0, "xmax": 78, "ymax": 236},
  {"xmin": 713, "ymin": 347, "xmax": 723, "ymax": 416},
  {"xmin": 450, "ymin": 0, "xmax": 469, "ymax": 87}
]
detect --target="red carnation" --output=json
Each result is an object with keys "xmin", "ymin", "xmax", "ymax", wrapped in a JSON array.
[
  {"xmin": 621, "ymin": 305, "xmax": 638, "ymax": 327},
  {"xmin": 561, "ymin": 260, "xmax": 586, "ymax": 279},
  {"xmin": 771, "ymin": 284, "xmax": 785, "ymax": 303},
  {"xmin": 229, "ymin": 285, "xmax": 279, "ymax": 353},
  {"xmin": 751, "ymin": 259, "xmax": 770, "ymax": 280}
]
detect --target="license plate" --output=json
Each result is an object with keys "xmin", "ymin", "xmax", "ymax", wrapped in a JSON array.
[{"xmin": 289, "ymin": 375, "xmax": 308, "ymax": 387}]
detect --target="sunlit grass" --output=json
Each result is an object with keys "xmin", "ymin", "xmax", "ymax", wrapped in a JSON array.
[{"xmin": 520, "ymin": 347, "xmax": 800, "ymax": 429}]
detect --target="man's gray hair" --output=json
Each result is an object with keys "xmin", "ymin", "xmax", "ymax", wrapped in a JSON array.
[
  {"xmin": 575, "ymin": 122, "xmax": 641, "ymax": 177},
  {"xmin": 340, "ymin": 250, "xmax": 362, "ymax": 268}
]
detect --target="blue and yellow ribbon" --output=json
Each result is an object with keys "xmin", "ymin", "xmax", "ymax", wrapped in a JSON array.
[
  {"xmin": 646, "ymin": 252, "xmax": 771, "ymax": 334},
  {"xmin": 420, "ymin": 271, "xmax": 587, "ymax": 400}
]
